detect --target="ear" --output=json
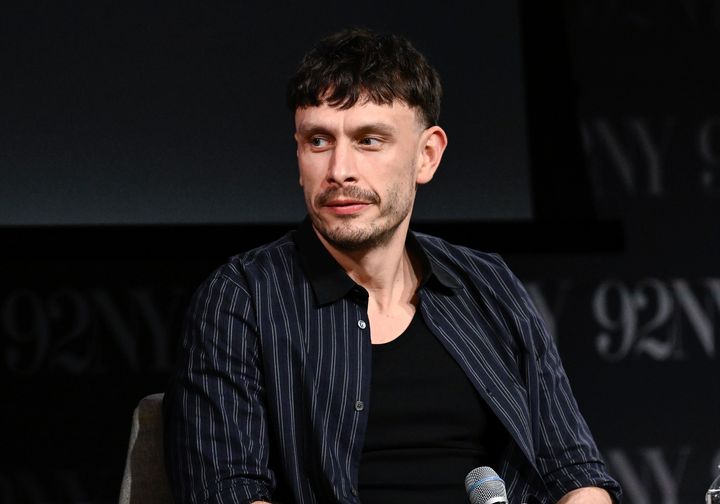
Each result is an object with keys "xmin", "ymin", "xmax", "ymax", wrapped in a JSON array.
[{"xmin": 415, "ymin": 126, "xmax": 448, "ymax": 185}]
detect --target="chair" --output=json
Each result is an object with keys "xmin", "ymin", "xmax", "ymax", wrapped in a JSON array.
[{"xmin": 119, "ymin": 393, "xmax": 174, "ymax": 504}]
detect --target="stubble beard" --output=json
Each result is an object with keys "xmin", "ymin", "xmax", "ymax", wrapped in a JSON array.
[{"xmin": 309, "ymin": 180, "xmax": 416, "ymax": 252}]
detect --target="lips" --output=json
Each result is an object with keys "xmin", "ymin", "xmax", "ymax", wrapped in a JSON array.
[
  {"xmin": 315, "ymin": 188, "xmax": 379, "ymax": 214},
  {"xmin": 325, "ymin": 199, "xmax": 370, "ymax": 207},
  {"xmin": 323, "ymin": 199, "xmax": 371, "ymax": 215}
]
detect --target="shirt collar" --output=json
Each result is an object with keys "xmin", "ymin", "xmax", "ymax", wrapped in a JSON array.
[{"xmin": 292, "ymin": 217, "xmax": 460, "ymax": 306}]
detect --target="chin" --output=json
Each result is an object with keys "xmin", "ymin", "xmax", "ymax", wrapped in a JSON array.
[{"xmin": 328, "ymin": 223, "xmax": 402, "ymax": 252}]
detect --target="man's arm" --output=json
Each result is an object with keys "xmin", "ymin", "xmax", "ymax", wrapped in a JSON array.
[
  {"xmin": 557, "ymin": 487, "xmax": 613, "ymax": 504},
  {"xmin": 502, "ymin": 263, "xmax": 622, "ymax": 504},
  {"xmin": 164, "ymin": 269, "xmax": 275, "ymax": 504}
]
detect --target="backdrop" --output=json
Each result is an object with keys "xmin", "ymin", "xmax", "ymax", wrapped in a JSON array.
[
  {"xmin": 1, "ymin": 1, "xmax": 719, "ymax": 503},
  {"xmin": 0, "ymin": 0, "xmax": 530, "ymax": 224}
]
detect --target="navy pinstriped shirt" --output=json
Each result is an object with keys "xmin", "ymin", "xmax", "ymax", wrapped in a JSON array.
[{"xmin": 163, "ymin": 218, "xmax": 621, "ymax": 504}]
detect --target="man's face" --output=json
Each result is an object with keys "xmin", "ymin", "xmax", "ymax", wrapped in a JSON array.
[{"xmin": 294, "ymin": 99, "xmax": 436, "ymax": 252}]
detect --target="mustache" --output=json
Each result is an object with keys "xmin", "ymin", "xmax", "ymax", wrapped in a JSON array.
[{"xmin": 315, "ymin": 186, "xmax": 380, "ymax": 206}]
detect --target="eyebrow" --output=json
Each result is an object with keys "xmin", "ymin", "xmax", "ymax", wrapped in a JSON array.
[{"xmin": 296, "ymin": 122, "xmax": 397, "ymax": 138}]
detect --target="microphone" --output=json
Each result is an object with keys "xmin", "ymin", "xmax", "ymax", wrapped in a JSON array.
[{"xmin": 465, "ymin": 466, "xmax": 508, "ymax": 504}]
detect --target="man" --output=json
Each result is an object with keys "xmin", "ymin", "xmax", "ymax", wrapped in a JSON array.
[{"xmin": 164, "ymin": 28, "xmax": 621, "ymax": 504}]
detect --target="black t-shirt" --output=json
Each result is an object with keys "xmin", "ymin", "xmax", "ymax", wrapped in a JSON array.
[{"xmin": 358, "ymin": 311, "xmax": 508, "ymax": 503}]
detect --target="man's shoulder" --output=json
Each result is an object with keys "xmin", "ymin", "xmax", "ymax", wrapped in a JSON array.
[
  {"xmin": 212, "ymin": 232, "xmax": 299, "ymax": 284},
  {"xmin": 411, "ymin": 231, "xmax": 529, "ymax": 299},
  {"xmin": 413, "ymin": 232, "xmax": 536, "ymax": 324},
  {"xmin": 229, "ymin": 232, "xmax": 296, "ymax": 264},
  {"xmin": 412, "ymin": 231, "xmax": 507, "ymax": 271}
]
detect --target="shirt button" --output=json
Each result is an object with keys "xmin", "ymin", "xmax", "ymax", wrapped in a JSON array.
[
  {"xmin": 357, "ymin": 320, "xmax": 367, "ymax": 329},
  {"xmin": 355, "ymin": 400, "xmax": 365, "ymax": 412}
]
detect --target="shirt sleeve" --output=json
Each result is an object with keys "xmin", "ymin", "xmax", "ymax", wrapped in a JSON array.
[
  {"xmin": 163, "ymin": 268, "xmax": 275, "ymax": 504},
  {"xmin": 507, "ymin": 264, "xmax": 623, "ymax": 504}
]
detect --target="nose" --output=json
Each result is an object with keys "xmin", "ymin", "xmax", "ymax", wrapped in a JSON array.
[{"xmin": 326, "ymin": 141, "xmax": 358, "ymax": 185}]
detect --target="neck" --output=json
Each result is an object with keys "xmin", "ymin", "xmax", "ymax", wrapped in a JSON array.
[{"xmin": 314, "ymin": 220, "xmax": 420, "ymax": 310}]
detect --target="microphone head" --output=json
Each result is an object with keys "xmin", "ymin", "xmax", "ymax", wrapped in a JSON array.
[{"xmin": 465, "ymin": 466, "xmax": 508, "ymax": 504}]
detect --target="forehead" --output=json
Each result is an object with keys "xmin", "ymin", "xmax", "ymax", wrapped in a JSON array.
[{"xmin": 294, "ymin": 99, "xmax": 423, "ymax": 132}]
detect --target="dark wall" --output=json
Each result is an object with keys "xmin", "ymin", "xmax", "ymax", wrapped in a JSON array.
[
  {"xmin": 1, "ymin": 0, "xmax": 530, "ymax": 225},
  {"xmin": 2, "ymin": 1, "xmax": 719, "ymax": 503}
]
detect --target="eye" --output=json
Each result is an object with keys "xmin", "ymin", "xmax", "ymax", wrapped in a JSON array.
[
  {"xmin": 359, "ymin": 137, "xmax": 381, "ymax": 147},
  {"xmin": 310, "ymin": 137, "xmax": 328, "ymax": 148}
]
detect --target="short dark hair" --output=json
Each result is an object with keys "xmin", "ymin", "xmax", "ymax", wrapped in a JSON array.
[{"xmin": 287, "ymin": 28, "xmax": 442, "ymax": 127}]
